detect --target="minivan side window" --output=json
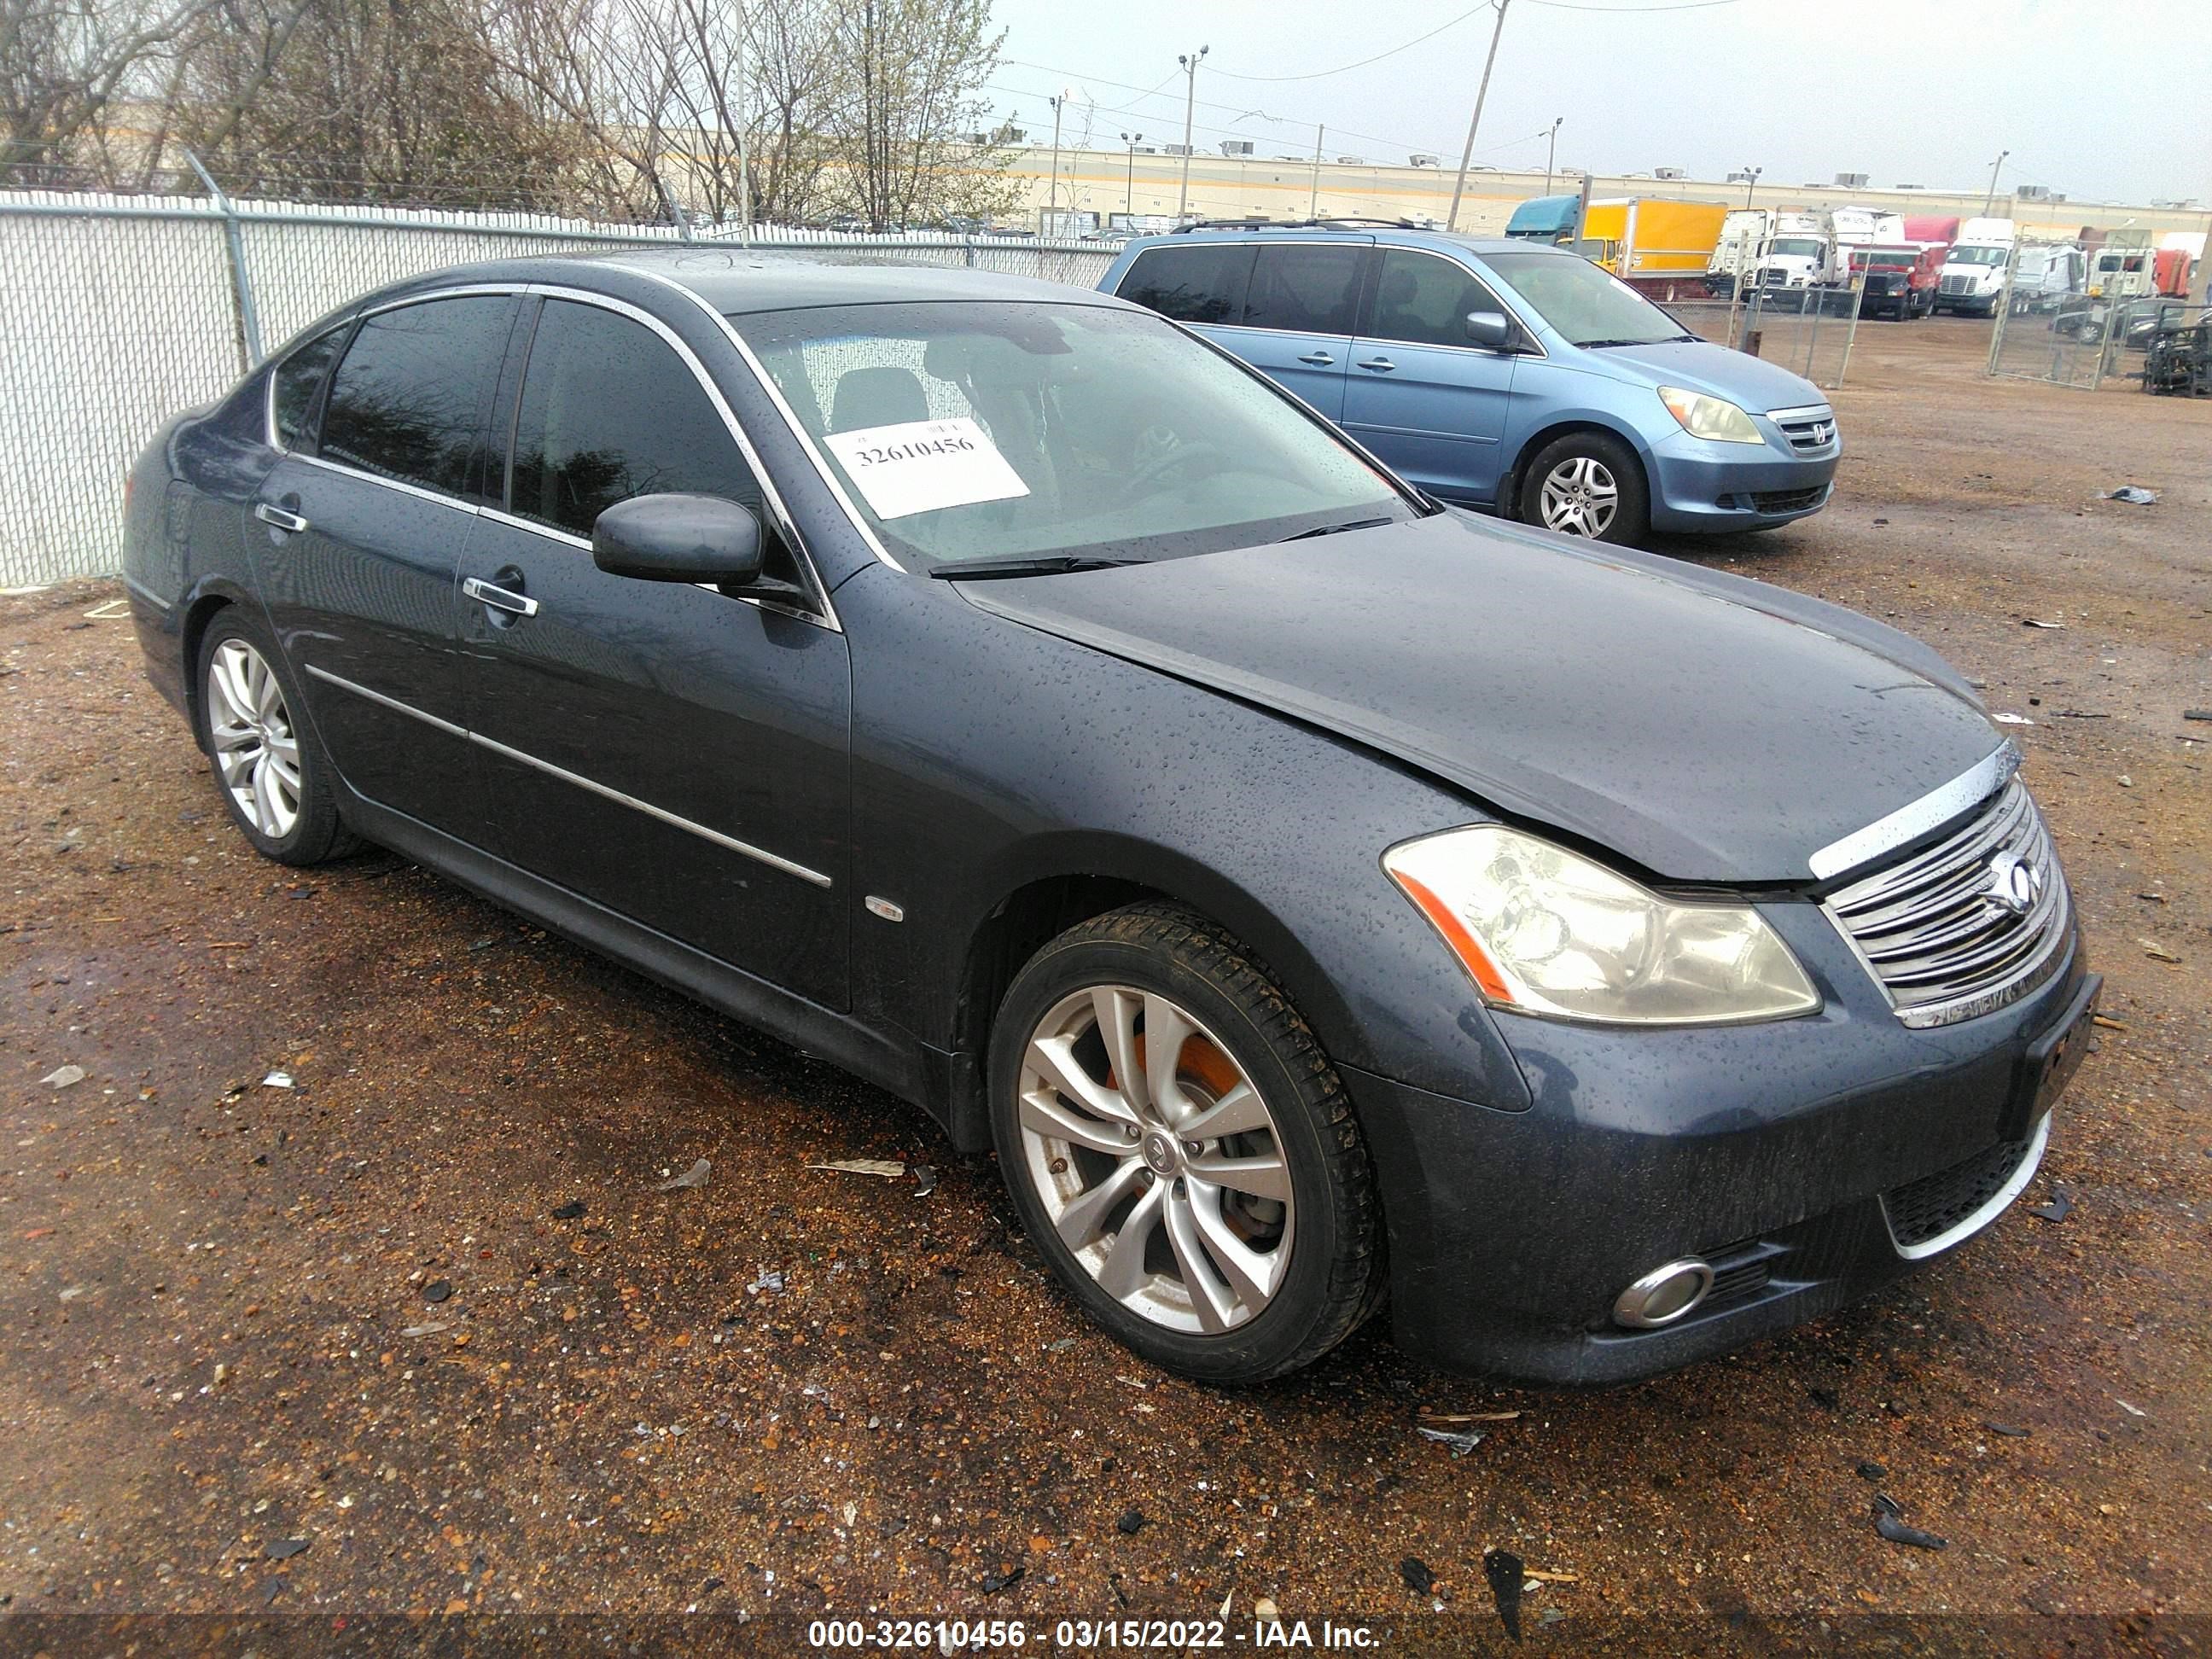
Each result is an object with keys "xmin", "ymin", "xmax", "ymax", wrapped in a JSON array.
[
  {"xmin": 1366, "ymin": 249, "xmax": 1508, "ymax": 351},
  {"xmin": 506, "ymin": 299, "xmax": 763, "ymax": 541},
  {"xmin": 320, "ymin": 297, "xmax": 513, "ymax": 497},
  {"xmin": 1243, "ymin": 245, "xmax": 1365, "ymax": 335},
  {"xmin": 1117, "ymin": 244, "xmax": 1254, "ymax": 326},
  {"xmin": 271, "ymin": 325, "xmax": 348, "ymax": 451}
]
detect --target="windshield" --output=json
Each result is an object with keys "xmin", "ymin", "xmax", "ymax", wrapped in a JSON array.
[
  {"xmin": 1947, "ymin": 245, "xmax": 2009, "ymax": 265},
  {"xmin": 1850, "ymin": 249, "xmax": 1914, "ymax": 270},
  {"xmin": 734, "ymin": 301, "xmax": 1413, "ymax": 571},
  {"xmin": 1770, "ymin": 237, "xmax": 1825, "ymax": 258},
  {"xmin": 1479, "ymin": 251, "xmax": 1689, "ymax": 348}
]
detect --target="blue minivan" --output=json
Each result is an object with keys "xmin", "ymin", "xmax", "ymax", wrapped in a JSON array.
[{"xmin": 1097, "ymin": 225, "xmax": 1841, "ymax": 545}]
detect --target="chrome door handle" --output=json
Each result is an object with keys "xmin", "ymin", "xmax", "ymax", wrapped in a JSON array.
[
  {"xmin": 254, "ymin": 502, "xmax": 309, "ymax": 533},
  {"xmin": 1296, "ymin": 350, "xmax": 1336, "ymax": 366},
  {"xmin": 1355, "ymin": 356, "xmax": 1397, "ymax": 372},
  {"xmin": 463, "ymin": 577, "xmax": 539, "ymax": 618}
]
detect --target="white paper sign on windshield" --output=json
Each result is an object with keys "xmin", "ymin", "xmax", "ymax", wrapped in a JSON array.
[{"xmin": 822, "ymin": 417, "xmax": 1030, "ymax": 521}]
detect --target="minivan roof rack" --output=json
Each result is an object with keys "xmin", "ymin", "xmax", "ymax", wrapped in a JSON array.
[{"xmin": 1170, "ymin": 216, "xmax": 1436, "ymax": 235}]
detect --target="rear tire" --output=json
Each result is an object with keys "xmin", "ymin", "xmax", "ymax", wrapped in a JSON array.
[
  {"xmin": 1518, "ymin": 431, "xmax": 1650, "ymax": 545},
  {"xmin": 987, "ymin": 904, "xmax": 1383, "ymax": 1385},
  {"xmin": 195, "ymin": 609, "xmax": 360, "ymax": 867}
]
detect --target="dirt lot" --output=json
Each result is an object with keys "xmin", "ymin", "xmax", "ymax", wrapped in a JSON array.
[{"xmin": 3, "ymin": 319, "xmax": 2209, "ymax": 1650}]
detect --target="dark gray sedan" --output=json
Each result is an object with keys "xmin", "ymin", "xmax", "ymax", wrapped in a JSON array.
[{"xmin": 122, "ymin": 252, "xmax": 2097, "ymax": 1385}]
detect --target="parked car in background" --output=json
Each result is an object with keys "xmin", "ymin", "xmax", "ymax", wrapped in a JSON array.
[
  {"xmin": 122, "ymin": 251, "xmax": 2094, "ymax": 1388},
  {"xmin": 1102, "ymin": 225, "xmax": 1840, "ymax": 544}
]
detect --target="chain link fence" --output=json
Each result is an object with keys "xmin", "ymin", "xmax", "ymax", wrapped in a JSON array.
[
  {"xmin": 0, "ymin": 190, "xmax": 1116, "ymax": 588},
  {"xmin": 1665, "ymin": 276, "xmax": 1866, "ymax": 393},
  {"xmin": 1982, "ymin": 239, "xmax": 2205, "ymax": 393}
]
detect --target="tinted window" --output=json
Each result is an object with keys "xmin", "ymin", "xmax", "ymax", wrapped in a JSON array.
[
  {"xmin": 320, "ymin": 298, "xmax": 512, "ymax": 496},
  {"xmin": 1117, "ymin": 244, "xmax": 1254, "ymax": 325},
  {"xmin": 271, "ymin": 325, "xmax": 346, "ymax": 450},
  {"xmin": 507, "ymin": 300, "xmax": 760, "ymax": 539},
  {"xmin": 1483, "ymin": 250, "xmax": 1690, "ymax": 348},
  {"xmin": 1366, "ymin": 250, "xmax": 1505, "ymax": 349},
  {"xmin": 1243, "ymin": 245, "xmax": 1364, "ymax": 335}
]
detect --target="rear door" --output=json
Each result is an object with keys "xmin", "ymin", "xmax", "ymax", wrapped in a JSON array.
[
  {"xmin": 253, "ymin": 292, "xmax": 515, "ymax": 831},
  {"xmin": 1208, "ymin": 242, "xmax": 1367, "ymax": 418},
  {"xmin": 1341, "ymin": 247, "xmax": 1519, "ymax": 504}
]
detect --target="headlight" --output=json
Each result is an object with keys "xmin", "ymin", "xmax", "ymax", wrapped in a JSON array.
[
  {"xmin": 1657, "ymin": 386, "xmax": 1765, "ymax": 445},
  {"xmin": 1382, "ymin": 824, "xmax": 1820, "ymax": 1026}
]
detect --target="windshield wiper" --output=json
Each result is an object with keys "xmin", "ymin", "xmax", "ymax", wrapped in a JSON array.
[
  {"xmin": 1575, "ymin": 337, "xmax": 1662, "ymax": 349},
  {"xmin": 1278, "ymin": 515, "xmax": 1394, "ymax": 542},
  {"xmin": 928, "ymin": 554, "xmax": 1141, "ymax": 580}
]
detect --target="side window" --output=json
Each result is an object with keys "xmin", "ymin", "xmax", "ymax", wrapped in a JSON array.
[
  {"xmin": 1244, "ymin": 245, "xmax": 1364, "ymax": 335},
  {"xmin": 320, "ymin": 297, "xmax": 512, "ymax": 496},
  {"xmin": 1366, "ymin": 250, "xmax": 1507, "ymax": 350},
  {"xmin": 271, "ymin": 325, "xmax": 347, "ymax": 451},
  {"xmin": 507, "ymin": 299, "xmax": 761, "ymax": 540},
  {"xmin": 1115, "ymin": 244, "xmax": 1254, "ymax": 325}
]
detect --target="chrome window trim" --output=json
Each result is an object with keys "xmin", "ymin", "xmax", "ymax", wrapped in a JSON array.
[
  {"xmin": 1360, "ymin": 247, "xmax": 1549, "ymax": 360},
  {"xmin": 1882, "ymin": 1110, "xmax": 2051, "ymax": 1261},
  {"xmin": 1766, "ymin": 403, "xmax": 1835, "ymax": 424},
  {"xmin": 303, "ymin": 664, "xmax": 831, "ymax": 888},
  {"xmin": 291, "ymin": 449, "xmax": 484, "ymax": 515},
  {"xmin": 1807, "ymin": 743, "xmax": 2021, "ymax": 882}
]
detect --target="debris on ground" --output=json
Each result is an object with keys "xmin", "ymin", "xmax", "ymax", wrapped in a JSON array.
[
  {"xmin": 978, "ymin": 1565, "xmax": 1024, "ymax": 1594},
  {"xmin": 2185, "ymin": 709, "xmax": 2212, "ymax": 723},
  {"xmin": 260, "ymin": 1070, "xmax": 294, "ymax": 1089},
  {"xmin": 1400, "ymin": 1556, "xmax": 1435, "ymax": 1596},
  {"xmin": 2029, "ymin": 1188, "xmax": 2072, "ymax": 1222},
  {"xmin": 1417, "ymin": 1409, "xmax": 1522, "ymax": 1423},
  {"xmin": 400, "ymin": 1323, "xmax": 450, "ymax": 1339},
  {"xmin": 1417, "ymin": 1425, "xmax": 1486, "ymax": 1457},
  {"xmin": 2115, "ymin": 1399, "xmax": 2149, "ymax": 1419},
  {"xmin": 1984, "ymin": 1422, "xmax": 2031, "ymax": 1438},
  {"xmin": 1115, "ymin": 1510, "xmax": 1145, "ymax": 1535},
  {"xmin": 421, "ymin": 1279, "xmax": 453, "ymax": 1303},
  {"xmin": 550, "ymin": 1201, "xmax": 585, "ymax": 1220},
  {"xmin": 1482, "ymin": 1548, "xmax": 1523, "ymax": 1639},
  {"xmin": 1992, "ymin": 713, "xmax": 2034, "ymax": 726},
  {"xmin": 2139, "ymin": 939, "xmax": 2181, "ymax": 963},
  {"xmin": 1856, "ymin": 1460, "xmax": 1888, "ymax": 1481},
  {"xmin": 1254, "ymin": 1597, "xmax": 1279, "ymax": 1620},
  {"xmin": 2103, "ymin": 486, "xmax": 2157, "ymax": 504},
  {"xmin": 911, "ymin": 1163, "xmax": 938, "ymax": 1197},
  {"xmin": 1871, "ymin": 1496, "xmax": 1947, "ymax": 1551},
  {"xmin": 746, "ymin": 1267, "xmax": 785, "ymax": 1295},
  {"xmin": 265, "ymin": 1538, "xmax": 310, "ymax": 1560},
  {"xmin": 41, "ymin": 1064, "xmax": 85, "ymax": 1090},
  {"xmin": 2022, "ymin": 618, "xmax": 2066, "ymax": 629},
  {"xmin": 806, "ymin": 1159, "xmax": 906, "ymax": 1179},
  {"xmin": 654, "ymin": 1158, "xmax": 711, "ymax": 1191}
]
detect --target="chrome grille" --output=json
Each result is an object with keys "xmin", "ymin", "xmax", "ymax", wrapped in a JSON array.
[
  {"xmin": 1825, "ymin": 779, "xmax": 2071, "ymax": 1028},
  {"xmin": 1770, "ymin": 406, "xmax": 1837, "ymax": 454},
  {"xmin": 1938, "ymin": 273, "xmax": 1976, "ymax": 296}
]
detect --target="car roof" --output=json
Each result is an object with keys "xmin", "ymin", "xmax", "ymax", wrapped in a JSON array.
[{"xmin": 1115, "ymin": 224, "xmax": 1552, "ymax": 260}]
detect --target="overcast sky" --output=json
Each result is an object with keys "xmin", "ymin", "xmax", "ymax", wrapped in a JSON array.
[{"xmin": 981, "ymin": 0, "xmax": 2212, "ymax": 207}]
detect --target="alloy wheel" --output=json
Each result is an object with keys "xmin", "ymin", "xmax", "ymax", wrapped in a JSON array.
[
  {"xmin": 1016, "ymin": 987, "xmax": 1294, "ymax": 1336},
  {"xmin": 1539, "ymin": 455, "xmax": 1620, "ymax": 537},
  {"xmin": 206, "ymin": 638, "xmax": 302, "ymax": 840}
]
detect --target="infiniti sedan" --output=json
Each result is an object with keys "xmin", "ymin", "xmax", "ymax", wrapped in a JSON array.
[{"xmin": 123, "ymin": 252, "xmax": 2097, "ymax": 1385}]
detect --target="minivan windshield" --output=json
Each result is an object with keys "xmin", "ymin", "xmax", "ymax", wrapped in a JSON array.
[
  {"xmin": 1480, "ymin": 251, "xmax": 1693, "ymax": 349},
  {"xmin": 736, "ymin": 301, "xmax": 1416, "ymax": 572}
]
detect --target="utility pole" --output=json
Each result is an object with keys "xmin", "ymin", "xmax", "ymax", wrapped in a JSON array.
[
  {"xmin": 1542, "ymin": 116, "xmax": 1562, "ymax": 195},
  {"xmin": 1121, "ymin": 131, "xmax": 1143, "ymax": 218},
  {"xmin": 1176, "ymin": 44, "xmax": 1208, "ymax": 223},
  {"xmin": 1309, "ymin": 125, "xmax": 1324, "ymax": 218},
  {"xmin": 1047, "ymin": 94, "xmax": 1066, "ymax": 233},
  {"xmin": 1982, "ymin": 148, "xmax": 2010, "ymax": 215},
  {"xmin": 1446, "ymin": 0, "xmax": 1511, "ymax": 233},
  {"xmin": 1743, "ymin": 165, "xmax": 1761, "ymax": 211}
]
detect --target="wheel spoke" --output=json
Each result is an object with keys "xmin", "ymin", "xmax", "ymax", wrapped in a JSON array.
[
  {"xmin": 1026, "ymin": 1033, "xmax": 1138, "ymax": 1126},
  {"xmin": 1186, "ymin": 1184, "xmax": 1282, "ymax": 1311},
  {"xmin": 1179, "ymin": 1080, "xmax": 1270, "ymax": 1142},
  {"xmin": 212, "ymin": 649, "xmax": 256, "ymax": 725},
  {"xmin": 1053, "ymin": 1159, "xmax": 1144, "ymax": 1251},
  {"xmin": 251, "ymin": 755, "xmax": 279, "ymax": 835},
  {"xmin": 1091, "ymin": 987, "xmax": 1146, "ymax": 1114},
  {"xmin": 1142, "ymin": 993, "xmax": 1196, "ymax": 1125},
  {"xmin": 1094, "ymin": 1184, "xmax": 1164, "ymax": 1301},
  {"xmin": 1161, "ymin": 1186, "xmax": 1237, "ymax": 1332},
  {"xmin": 211, "ymin": 719, "xmax": 259, "ymax": 754},
  {"xmin": 1020, "ymin": 1086, "xmax": 1138, "ymax": 1155},
  {"xmin": 1189, "ymin": 1148, "xmax": 1291, "ymax": 1202}
]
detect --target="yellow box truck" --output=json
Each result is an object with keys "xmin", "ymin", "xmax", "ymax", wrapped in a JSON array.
[{"xmin": 1575, "ymin": 198, "xmax": 1731, "ymax": 301}]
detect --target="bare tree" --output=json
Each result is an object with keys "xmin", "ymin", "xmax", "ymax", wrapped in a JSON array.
[
  {"xmin": 831, "ymin": 0, "xmax": 1010, "ymax": 229},
  {"xmin": 2, "ymin": 0, "xmax": 218, "ymax": 184}
]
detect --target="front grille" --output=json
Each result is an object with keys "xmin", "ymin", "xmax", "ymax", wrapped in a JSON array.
[
  {"xmin": 1883, "ymin": 1134, "xmax": 2034, "ymax": 1251},
  {"xmin": 1939, "ymin": 273, "xmax": 1976, "ymax": 296},
  {"xmin": 1756, "ymin": 267, "xmax": 1792, "ymax": 288},
  {"xmin": 1826, "ymin": 778, "xmax": 2070, "ymax": 1027},
  {"xmin": 1751, "ymin": 485, "xmax": 1827, "ymax": 513},
  {"xmin": 1773, "ymin": 409, "xmax": 1837, "ymax": 453}
]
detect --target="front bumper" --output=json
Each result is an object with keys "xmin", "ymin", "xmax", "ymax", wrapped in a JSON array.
[
  {"xmin": 1646, "ymin": 430, "xmax": 1839, "ymax": 533},
  {"xmin": 1342, "ymin": 908, "xmax": 2095, "ymax": 1385}
]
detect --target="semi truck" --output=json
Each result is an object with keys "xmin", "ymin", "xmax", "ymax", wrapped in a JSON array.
[
  {"xmin": 1573, "ymin": 197, "xmax": 1730, "ymax": 300},
  {"xmin": 1935, "ymin": 216, "xmax": 2017, "ymax": 316},
  {"xmin": 1706, "ymin": 207, "xmax": 1773, "ymax": 294}
]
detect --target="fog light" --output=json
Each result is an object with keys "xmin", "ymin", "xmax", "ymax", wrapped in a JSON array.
[{"xmin": 1613, "ymin": 1260, "xmax": 1714, "ymax": 1330}]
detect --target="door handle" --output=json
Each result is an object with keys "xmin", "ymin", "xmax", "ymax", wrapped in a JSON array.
[
  {"xmin": 1296, "ymin": 350, "xmax": 1336, "ymax": 366},
  {"xmin": 463, "ymin": 576, "xmax": 539, "ymax": 618},
  {"xmin": 1355, "ymin": 356, "xmax": 1397, "ymax": 372},
  {"xmin": 254, "ymin": 502, "xmax": 309, "ymax": 533}
]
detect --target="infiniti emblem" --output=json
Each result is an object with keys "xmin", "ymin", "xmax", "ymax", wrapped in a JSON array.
[{"xmin": 1985, "ymin": 850, "xmax": 2044, "ymax": 917}]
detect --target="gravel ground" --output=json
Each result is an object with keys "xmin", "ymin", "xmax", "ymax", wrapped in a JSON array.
[{"xmin": 3, "ymin": 318, "xmax": 2208, "ymax": 1649}]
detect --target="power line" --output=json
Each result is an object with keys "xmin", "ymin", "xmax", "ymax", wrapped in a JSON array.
[{"xmin": 1206, "ymin": 3, "xmax": 1496, "ymax": 83}]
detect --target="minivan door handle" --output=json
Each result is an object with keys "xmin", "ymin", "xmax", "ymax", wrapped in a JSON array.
[
  {"xmin": 253, "ymin": 502, "xmax": 309, "ymax": 533},
  {"xmin": 463, "ymin": 576, "xmax": 540, "ymax": 619},
  {"xmin": 1296, "ymin": 350, "xmax": 1336, "ymax": 366},
  {"xmin": 1355, "ymin": 356, "xmax": 1397, "ymax": 372}
]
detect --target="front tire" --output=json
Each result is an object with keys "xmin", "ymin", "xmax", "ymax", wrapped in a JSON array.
[
  {"xmin": 195, "ymin": 610, "xmax": 359, "ymax": 866},
  {"xmin": 987, "ymin": 904, "xmax": 1383, "ymax": 1384},
  {"xmin": 1519, "ymin": 431, "xmax": 1650, "ymax": 545}
]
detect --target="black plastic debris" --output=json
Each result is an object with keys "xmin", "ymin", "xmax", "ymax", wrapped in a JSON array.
[
  {"xmin": 422, "ymin": 1280, "xmax": 453, "ymax": 1304},
  {"xmin": 2185, "ymin": 710, "xmax": 2212, "ymax": 723},
  {"xmin": 912, "ymin": 1163, "xmax": 939, "ymax": 1197},
  {"xmin": 1985, "ymin": 1422, "xmax": 2031, "ymax": 1438},
  {"xmin": 1856, "ymin": 1460, "xmax": 1888, "ymax": 1481},
  {"xmin": 1483, "ymin": 1549, "xmax": 1524, "ymax": 1640},
  {"xmin": 1874, "ymin": 1513, "xmax": 1948, "ymax": 1551},
  {"xmin": 2103, "ymin": 486, "xmax": 2157, "ymax": 504},
  {"xmin": 979, "ymin": 1565, "xmax": 1025, "ymax": 1594},
  {"xmin": 265, "ymin": 1538, "xmax": 310, "ymax": 1560},
  {"xmin": 2029, "ymin": 1188, "xmax": 2073, "ymax": 1223},
  {"xmin": 1871, "ymin": 1492, "xmax": 1902, "ymax": 1517},
  {"xmin": 1400, "ymin": 1556, "xmax": 1435, "ymax": 1596},
  {"xmin": 552, "ymin": 1201, "xmax": 586, "ymax": 1220},
  {"xmin": 1115, "ymin": 1510, "xmax": 1145, "ymax": 1536}
]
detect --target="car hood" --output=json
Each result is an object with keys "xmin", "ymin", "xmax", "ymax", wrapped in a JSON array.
[
  {"xmin": 1577, "ymin": 337, "xmax": 1825, "ymax": 412},
  {"xmin": 957, "ymin": 511, "xmax": 2001, "ymax": 884}
]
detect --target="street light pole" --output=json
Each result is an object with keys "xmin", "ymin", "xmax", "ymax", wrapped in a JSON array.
[
  {"xmin": 1121, "ymin": 131, "xmax": 1142, "ymax": 218},
  {"xmin": 1446, "ymin": 0, "xmax": 1511, "ymax": 233},
  {"xmin": 1543, "ymin": 116, "xmax": 1562, "ymax": 195},
  {"xmin": 1309, "ymin": 124, "xmax": 1324, "ymax": 218},
  {"xmin": 1176, "ymin": 45, "xmax": 1208, "ymax": 223},
  {"xmin": 1982, "ymin": 148, "xmax": 2010, "ymax": 215},
  {"xmin": 1047, "ymin": 94, "xmax": 1065, "ymax": 233},
  {"xmin": 1743, "ymin": 165, "xmax": 1761, "ymax": 210}
]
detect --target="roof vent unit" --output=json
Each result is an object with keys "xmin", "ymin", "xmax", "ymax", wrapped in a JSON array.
[
  {"xmin": 1833, "ymin": 172, "xmax": 1869, "ymax": 188},
  {"xmin": 1220, "ymin": 139, "xmax": 1254, "ymax": 157}
]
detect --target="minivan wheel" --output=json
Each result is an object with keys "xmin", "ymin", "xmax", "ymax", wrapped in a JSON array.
[
  {"xmin": 195, "ymin": 611, "xmax": 359, "ymax": 866},
  {"xmin": 1520, "ymin": 432, "xmax": 1649, "ymax": 544},
  {"xmin": 987, "ymin": 904, "xmax": 1382, "ymax": 1384}
]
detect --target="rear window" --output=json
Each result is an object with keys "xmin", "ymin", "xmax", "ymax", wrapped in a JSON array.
[
  {"xmin": 1116, "ymin": 244, "xmax": 1254, "ymax": 325},
  {"xmin": 271, "ymin": 325, "xmax": 347, "ymax": 450},
  {"xmin": 320, "ymin": 296, "xmax": 513, "ymax": 498},
  {"xmin": 1243, "ymin": 244, "xmax": 1363, "ymax": 335}
]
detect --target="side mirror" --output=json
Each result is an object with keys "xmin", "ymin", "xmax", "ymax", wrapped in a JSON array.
[
  {"xmin": 592, "ymin": 493, "xmax": 764, "ymax": 585},
  {"xmin": 1464, "ymin": 311, "xmax": 1516, "ymax": 351}
]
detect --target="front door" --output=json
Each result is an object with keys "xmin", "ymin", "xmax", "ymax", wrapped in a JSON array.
[
  {"xmin": 1342, "ymin": 248, "xmax": 1519, "ymax": 504},
  {"xmin": 461, "ymin": 295, "xmax": 853, "ymax": 1009},
  {"xmin": 254, "ymin": 294, "xmax": 515, "ymax": 832}
]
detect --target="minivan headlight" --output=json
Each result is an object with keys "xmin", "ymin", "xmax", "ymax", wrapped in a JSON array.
[
  {"xmin": 1657, "ymin": 386, "xmax": 1765, "ymax": 445},
  {"xmin": 1383, "ymin": 824, "xmax": 1820, "ymax": 1026}
]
